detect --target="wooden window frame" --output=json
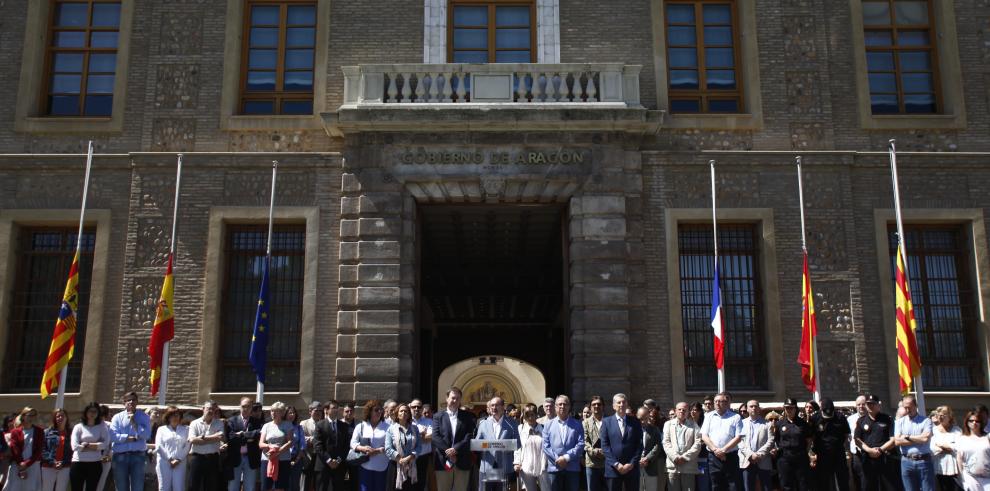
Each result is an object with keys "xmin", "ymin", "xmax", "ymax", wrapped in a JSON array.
[
  {"xmin": 238, "ymin": 0, "xmax": 317, "ymax": 115},
  {"xmin": 218, "ymin": 224, "xmax": 305, "ymax": 392},
  {"xmin": 678, "ymin": 223, "xmax": 766, "ymax": 391},
  {"xmin": 862, "ymin": 0, "xmax": 942, "ymax": 114},
  {"xmin": 2, "ymin": 227, "xmax": 95, "ymax": 393},
  {"xmin": 42, "ymin": 0, "xmax": 121, "ymax": 117},
  {"xmin": 664, "ymin": 0, "xmax": 743, "ymax": 113},
  {"xmin": 887, "ymin": 225, "xmax": 982, "ymax": 390},
  {"xmin": 448, "ymin": 0, "xmax": 537, "ymax": 63}
]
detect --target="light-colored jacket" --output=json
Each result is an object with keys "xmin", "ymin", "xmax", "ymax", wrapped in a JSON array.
[
  {"xmin": 738, "ymin": 417, "xmax": 774, "ymax": 470},
  {"xmin": 662, "ymin": 419, "xmax": 703, "ymax": 475},
  {"xmin": 583, "ymin": 417, "xmax": 605, "ymax": 468}
]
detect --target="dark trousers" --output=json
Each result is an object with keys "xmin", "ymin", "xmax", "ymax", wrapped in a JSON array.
[
  {"xmin": 317, "ymin": 465, "xmax": 347, "ymax": 491},
  {"xmin": 936, "ymin": 474, "xmax": 962, "ymax": 491},
  {"xmin": 549, "ymin": 471, "xmax": 581, "ymax": 491},
  {"xmin": 851, "ymin": 453, "xmax": 866, "ymax": 491},
  {"xmin": 741, "ymin": 465, "xmax": 771, "ymax": 491},
  {"xmin": 815, "ymin": 451, "xmax": 850, "ymax": 491},
  {"xmin": 70, "ymin": 461, "xmax": 103, "ymax": 491},
  {"xmin": 413, "ymin": 455, "xmax": 430, "ymax": 491},
  {"xmin": 777, "ymin": 452, "xmax": 810, "ymax": 491},
  {"xmin": 861, "ymin": 455, "xmax": 900, "ymax": 491},
  {"xmin": 586, "ymin": 467, "xmax": 606, "ymax": 491},
  {"xmin": 604, "ymin": 470, "xmax": 638, "ymax": 491},
  {"xmin": 189, "ymin": 453, "xmax": 222, "ymax": 491},
  {"xmin": 709, "ymin": 452, "xmax": 742, "ymax": 491}
]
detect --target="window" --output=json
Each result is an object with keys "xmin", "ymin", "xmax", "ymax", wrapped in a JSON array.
[
  {"xmin": 44, "ymin": 1, "xmax": 121, "ymax": 116},
  {"xmin": 2, "ymin": 228, "xmax": 95, "ymax": 393},
  {"xmin": 219, "ymin": 225, "xmax": 305, "ymax": 391},
  {"xmin": 664, "ymin": 0, "xmax": 741, "ymax": 113},
  {"xmin": 862, "ymin": 0, "xmax": 939, "ymax": 114},
  {"xmin": 240, "ymin": 1, "xmax": 316, "ymax": 115},
  {"xmin": 678, "ymin": 224, "xmax": 766, "ymax": 390},
  {"xmin": 449, "ymin": 1, "xmax": 536, "ymax": 63},
  {"xmin": 888, "ymin": 226, "xmax": 981, "ymax": 390}
]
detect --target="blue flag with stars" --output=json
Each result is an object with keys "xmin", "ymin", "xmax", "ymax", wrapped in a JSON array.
[{"xmin": 249, "ymin": 256, "xmax": 271, "ymax": 384}]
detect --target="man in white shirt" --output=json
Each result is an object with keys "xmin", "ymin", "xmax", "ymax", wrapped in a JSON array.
[
  {"xmin": 300, "ymin": 400, "xmax": 325, "ymax": 491},
  {"xmin": 542, "ymin": 395, "xmax": 585, "ymax": 491},
  {"xmin": 847, "ymin": 395, "xmax": 867, "ymax": 491},
  {"xmin": 188, "ymin": 400, "xmax": 225, "ymax": 491},
  {"xmin": 433, "ymin": 387, "xmax": 476, "ymax": 491},
  {"xmin": 583, "ymin": 396, "xmax": 607, "ymax": 491},
  {"xmin": 700, "ymin": 392, "xmax": 743, "ymax": 491},
  {"xmin": 737, "ymin": 400, "xmax": 772, "ymax": 491},
  {"xmin": 476, "ymin": 397, "xmax": 521, "ymax": 487},
  {"xmin": 410, "ymin": 399, "xmax": 433, "ymax": 491}
]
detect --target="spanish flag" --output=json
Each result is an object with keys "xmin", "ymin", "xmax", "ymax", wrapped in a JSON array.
[
  {"xmin": 40, "ymin": 251, "xmax": 81, "ymax": 398},
  {"xmin": 797, "ymin": 251, "xmax": 817, "ymax": 394},
  {"xmin": 149, "ymin": 254, "xmax": 175, "ymax": 396},
  {"xmin": 895, "ymin": 242, "xmax": 922, "ymax": 394}
]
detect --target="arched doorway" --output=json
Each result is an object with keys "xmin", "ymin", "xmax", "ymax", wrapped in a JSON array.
[{"xmin": 436, "ymin": 356, "xmax": 547, "ymax": 412}]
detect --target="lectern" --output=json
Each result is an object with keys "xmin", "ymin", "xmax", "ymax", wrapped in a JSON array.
[{"xmin": 470, "ymin": 438, "xmax": 519, "ymax": 491}]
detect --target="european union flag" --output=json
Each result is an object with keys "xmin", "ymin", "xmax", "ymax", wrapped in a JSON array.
[{"xmin": 249, "ymin": 256, "xmax": 270, "ymax": 384}]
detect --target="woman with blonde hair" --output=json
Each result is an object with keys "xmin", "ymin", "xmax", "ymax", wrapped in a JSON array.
[
  {"xmin": 2, "ymin": 407, "xmax": 43, "ymax": 491},
  {"xmin": 41, "ymin": 408, "xmax": 71, "ymax": 491},
  {"xmin": 154, "ymin": 406, "xmax": 189, "ymax": 491},
  {"xmin": 931, "ymin": 405, "xmax": 963, "ymax": 491},
  {"xmin": 956, "ymin": 410, "xmax": 990, "ymax": 490},
  {"xmin": 261, "ymin": 402, "xmax": 296, "ymax": 491}
]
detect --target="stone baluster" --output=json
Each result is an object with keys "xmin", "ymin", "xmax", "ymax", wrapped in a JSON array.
[
  {"xmin": 440, "ymin": 73, "xmax": 453, "ymax": 102},
  {"xmin": 565, "ymin": 72, "xmax": 576, "ymax": 102},
  {"xmin": 547, "ymin": 72, "xmax": 559, "ymax": 102},
  {"xmin": 532, "ymin": 72, "xmax": 544, "ymax": 102},
  {"xmin": 586, "ymin": 72, "xmax": 597, "ymax": 102},
  {"xmin": 386, "ymin": 73, "xmax": 398, "ymax": 103},
  {"xmin": 516, "ymin": 73, "xmax": 528, "ymax": 102},
  {"xmin": 414, "ymin": 72, "xmax": 426, "ymax": 102},
  {"xmin": 456, "ymin": 72, "xmax": 467, "ymax": 102},
  {"xmin": 400, "ymin": 73, "xmax": 413, "ymax": 103}
]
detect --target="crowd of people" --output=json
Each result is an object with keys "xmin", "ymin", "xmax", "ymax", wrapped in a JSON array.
[{"xmin": 1, "ymin": 388, "xmax": 990, "ymax": 491}]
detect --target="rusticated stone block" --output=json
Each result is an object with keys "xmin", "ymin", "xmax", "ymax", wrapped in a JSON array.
[
  {"xmin": 355, "ymin": 334, "xmax": 400, "ymax": 354},
  {"xmin": 571, "ymin": 284, "xmax": 629, "ymax": 306},
  {"xmin": 570, "ymin": 217, "xmax": 626, "ymax": 239},
  {"xmin": 354, "ymin": 382, "xmax": 400, "ymax": 400},
  {"xmin": 570, "ymin": 310, "xmax": 630, "ymax": 331},
  {"xmin": 356, "ymin": 287, "xmax": 401, "ymax": 307},
  {"xmin": 355, "ymin": 358, "xmax": 399, "ymax": 379},
  {"xmin": 570, "ymin": 195, "xmax": 625, "ymax": 215}
]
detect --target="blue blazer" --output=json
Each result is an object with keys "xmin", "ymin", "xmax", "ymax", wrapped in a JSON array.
[
  {"xmin": 475, "ymin": 416, "xmax": 521, "ymax": 477},
  {"xmin": 600, "ymin": 415, "xmax": 643, "ymax": 478},
  {"xmin": 432, "ymin": 410, "xmax": 476, "ymax": 470},
  {"xmin": 541, "ymin": 417, "xmax": 585, "ymax": 472}
]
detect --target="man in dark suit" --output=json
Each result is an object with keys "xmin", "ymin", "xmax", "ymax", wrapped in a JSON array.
[
  {"xmin": 599, "ymin": 393, "xmax": 643, "ymax": 491},
  {"xmin": 433, "ymin": 387, "xmax": 476, "ymax": 491},
  {"xmin": 225, "ymin": 397, "xmax": 263, "ymax": 491},
  {"xmin": 314, "ymin": 404, "xmax": 349, "ymax": 491}
]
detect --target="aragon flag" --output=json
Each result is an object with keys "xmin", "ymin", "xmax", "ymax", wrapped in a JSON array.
[
  {"xmin": 41, "ymin": 251, "xmax": 81, "ymax": 398},
  {"xmin": 895, "ymin": 243, "xmax": 923, "ymax": 395},
  {"xmin": 149, "ymin": 254, "xmax": 175, "ymax": 396},
  {"xmin": 797, "ymin": 251, "xmax": 818, "ymax": 393}
]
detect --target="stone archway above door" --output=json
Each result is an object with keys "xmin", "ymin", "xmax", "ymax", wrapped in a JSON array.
[{"xmin": 436, "ymin": 355, "xmax": 547, "ymax": 407}]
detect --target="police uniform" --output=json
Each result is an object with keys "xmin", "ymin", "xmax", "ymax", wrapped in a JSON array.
[
  {"xmin": 853, "ymin": 402, "xmax": 899, "ymax": 491},
  {"xmin": 774, "ymin": 400, "xmax": 812, "ymax": 491},
  {"xmin": 810, "ymin": 399, "xmax": 850, "ymax": 491}
]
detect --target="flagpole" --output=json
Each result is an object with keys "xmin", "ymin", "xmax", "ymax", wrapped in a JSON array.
[
  {"xmin": 257, "ymin": 160, "xmax": 278, "ymax": 405},
  {"xmin": 889, "ymin": 139, "xmax": 926, "ymax": 414},
  {"xmin": 711, "ymin": 160, "xmax": 726, "ymax": 394},
  {"xmin": 796, "ymin": 156, "xmax": 822, "ymax": 402},
  {"xmin": 158, "ymin": 154, "xmax": 183, "ymax": 407},
  {"xmin": 55, "ymin": 141, "xmax": 94, "ymax": 409}
]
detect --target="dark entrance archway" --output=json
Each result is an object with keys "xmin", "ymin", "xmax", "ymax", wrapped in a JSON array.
[{"xmin": 416, "ymin": 204, "xmax": 568, "ymax": 402}]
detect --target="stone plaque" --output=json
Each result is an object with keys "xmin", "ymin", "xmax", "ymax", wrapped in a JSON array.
[{"xmin": 471, "ymin": 74, "xmax": 513, "ymax": 102}]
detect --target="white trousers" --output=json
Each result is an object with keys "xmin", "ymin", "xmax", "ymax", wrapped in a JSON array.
[
  {"xmin": 519, "ymin": 471, "xmax": 550, "ymax": 491},
  {"xmin": 41, "ymin": 466, "xmax": 71, "ymax": 491},
  {"xmin": 1, "ymin": 462, "xmax": 41, "ymax": 491},
  {"xmin": 156, "ymin": 457, "xmax": 187, "ymax": 491}
]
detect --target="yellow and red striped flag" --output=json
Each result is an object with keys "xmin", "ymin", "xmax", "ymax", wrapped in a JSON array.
[
  {"xmin": 40, "ymin": 251, "xmax": 81, "ymax": 398},
  {"xmin": 148, "ymin": 254, "xmax": 175, "ymax": 396},
  {"xmin": 797, "ymin": 251, "xmax": 817, "ymax": 393},
  {"xmin": 895, "ymin": 242, "xmax": 923, "ymax": 394}
]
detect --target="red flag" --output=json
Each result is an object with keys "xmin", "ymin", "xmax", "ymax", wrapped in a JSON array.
[
  {"xmin": 895, "ymin": 243, "xmax": 922, "ymax": 394},
  {"xmin": 148, "ymin": 254, "xmax": 175, "ymax": 396},
  {"xmin": 41, "ymin": 251, "xmax": 81, "ymax": 398},
  {"xmin": 797, "ymin": 251, "xmax": 817, "ymax": 394}
]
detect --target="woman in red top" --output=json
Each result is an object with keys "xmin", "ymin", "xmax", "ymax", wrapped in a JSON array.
[
  {"xmin": 41, "ymin": 408, "xmax": 71, "ymax": 491},
  {"xmin": 4, "ymin": 407, "xmax": 44, "ymax": 491}
]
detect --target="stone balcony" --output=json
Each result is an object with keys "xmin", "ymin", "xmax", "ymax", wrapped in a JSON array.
[{"xmin": 323, "ymin": 63, "xmax": 662, "ymax": 136}]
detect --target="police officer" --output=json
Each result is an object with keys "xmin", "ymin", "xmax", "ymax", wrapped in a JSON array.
[
  {"xmin": 810, "ymin": 398, "xmax": 850, "ymax": 491},
  {"xmin": 774, "ymin": 398, "xmax": 813, "ymax": 490},
  {"xmin": 854, "ymin": 394, "xmax": 899, "ymax": 490}
]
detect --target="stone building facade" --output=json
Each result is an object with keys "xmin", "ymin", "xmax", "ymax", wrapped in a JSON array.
[{"xmin": 0, "ymin": 0, "xmax": 989, "ymax": 414}]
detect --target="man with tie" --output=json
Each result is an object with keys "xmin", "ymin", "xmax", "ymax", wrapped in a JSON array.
[
  {"xmin": 737, "ymin": 400, "xmax": 772, "ymax": 491},
  {"xmin": 599, "ymin": 393, "xmax": 643, "ymax": 491},
  {"xmin": 542, "ymin": 395, "xmax": 586, "ymax": 491},
  {"xmin": 475, "ymin": 397, "xmax": 521, "ymax": 490},
  {"xmin": 433, "ymin": 387, "xmax": 477, "ymax": 491},
  {"xmin": 314, "ymin": 402, "xmax": 349, "ymax": 491},
  {"xmin": 225, "ymin": 397, "xmax": 263, "ymax": 491},
  {"xmin": 700, "ymin": 392, "xmax": 744, "ymax": 491}
]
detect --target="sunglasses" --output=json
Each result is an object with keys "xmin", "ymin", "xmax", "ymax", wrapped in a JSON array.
[
  {"xmin": 969, "ymin": 419, "xmax": 980, "ymax": 423},
  {"xmin": 410, "ymin": 406, "xmax": 422, "ymax": 409}
]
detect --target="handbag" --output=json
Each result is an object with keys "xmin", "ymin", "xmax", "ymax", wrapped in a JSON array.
[{"xmin": 346, "ymin": 423, "xmax": 371, "ymax": 466}]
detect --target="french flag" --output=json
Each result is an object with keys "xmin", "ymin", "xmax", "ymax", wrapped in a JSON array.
[{"xmin": 710, "ymin": 259, "xmax": 725, "ymax": 370}]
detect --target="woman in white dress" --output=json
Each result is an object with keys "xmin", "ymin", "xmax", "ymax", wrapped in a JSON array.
[
  {"xmin": 932, "ymin": 405, "xmax": 963, "ymax": 491},
  {"xmin": 513, "ymin": 407, "xmax": 549, "ymax": 491},
  {"xmin": 154, "ymin": 406, "xmax": 190, "ymax": 491},
  {"xmin": 956, "ymin": 410, "xmax": 990, "ymax": 491},
  {"xmin": 2, "ymin": 407, "xmax": 43, "ymax": 491}
]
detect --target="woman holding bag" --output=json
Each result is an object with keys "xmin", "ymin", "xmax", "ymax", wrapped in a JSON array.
[
  {"xmin": 385, "ymin": 404, "xmax": 419, "ymax": 491},
  {"xmin": 350, "ymin": 400, "xmax": 389, "ymax": 491}
]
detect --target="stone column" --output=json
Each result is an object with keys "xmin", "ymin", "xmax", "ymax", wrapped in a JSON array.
[{"xmin": 336, "ymin": 162, "xmax": 415, "ymax": 402}]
